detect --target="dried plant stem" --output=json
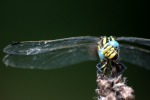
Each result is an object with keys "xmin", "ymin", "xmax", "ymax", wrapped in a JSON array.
[{"xmin": 95, "ymin": 74, "xmax": 135, "ymax": 100}]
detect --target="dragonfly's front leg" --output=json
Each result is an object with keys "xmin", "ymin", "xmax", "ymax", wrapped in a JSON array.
[{"xmin": 96, "ymin": 61, "xmax": 108, "ymax": 74}]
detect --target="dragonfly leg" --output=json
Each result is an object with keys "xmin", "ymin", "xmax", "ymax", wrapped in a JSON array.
[
  {"xmin": 96, "ymin": 62, "xmax": 102, "ymax": 74},
  {"xmin": 96, "ymin": 61, "xmax": 108, "ymax": 74}
]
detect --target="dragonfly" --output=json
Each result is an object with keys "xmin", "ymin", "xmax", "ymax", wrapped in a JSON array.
[
  {"xmin": 96, "ymin": 36, "xmax": 127, "ymax": 76},
  {"xmin": 2, "ymin": 36, "xmax": 150, "ymax": 72}
]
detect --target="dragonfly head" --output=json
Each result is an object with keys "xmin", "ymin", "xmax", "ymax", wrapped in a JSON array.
[{"xmin": 98, "ymin": 38, "xmax": 120, "ymax": 61}]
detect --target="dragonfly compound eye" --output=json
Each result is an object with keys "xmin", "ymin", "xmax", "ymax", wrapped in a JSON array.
[{"xmin": 108, "ymin": 40, "xmax": 119, "ymax": 50}]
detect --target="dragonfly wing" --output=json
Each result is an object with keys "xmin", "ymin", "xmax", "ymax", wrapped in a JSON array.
[
  {"xmin": 3, "ymin": 36, "xmax": 99, "ymax": 55},
  {"xmin": 119, "ymin": 44, "xmax": 150, "ymax": 70},
  {"xmin": 116, "ymin": 37, "xmax": 150, "ymax": 47},
  {"xmin": 3, "ymin": 44, "xmax": 98, "ymax": 69}
]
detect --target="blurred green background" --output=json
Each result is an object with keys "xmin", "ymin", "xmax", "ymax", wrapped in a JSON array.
[{"xmin": 0, "ymin": 0, "xmax": 150, "ymax": 100}]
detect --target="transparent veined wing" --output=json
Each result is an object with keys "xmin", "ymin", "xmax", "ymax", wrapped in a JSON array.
[
  {"xmin": 3, "ymin": 36, "xmax": 99, "ymax": 69},
  {"xmin": 117, "ymin": 37, "xmax": 150, "ymax": 70},
  {"xmin": 116, "ymin": 37, "xmax": 150, "ymax": 46},
  {"xmin": 119, "ymin": 44, "xmax": 150, "ymax": 70},
  {"xmin": 3, "ymin": 36, "xmax": 99, "ymax": 55}
]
